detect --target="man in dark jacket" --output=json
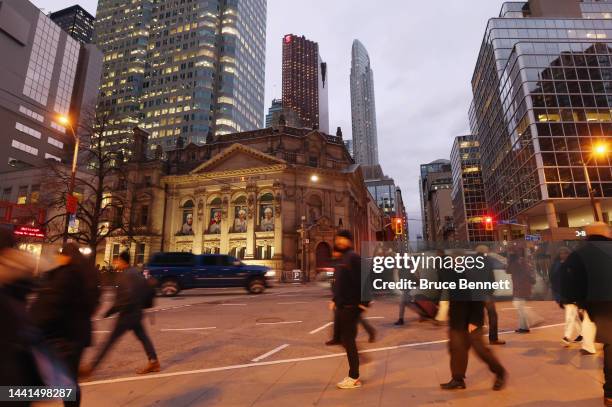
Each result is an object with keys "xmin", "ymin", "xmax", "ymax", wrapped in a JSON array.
[
  {"xmin": 84, "ymin": 251, "xmax": 159, "ymax": 375},
  {"xmin": 30, "ymin": 243, "xmax": 100, "ymax": 407},
  {"xmin": 440, "ymin": 251, "xmax": 506, "ymax": 391},
  {"xmin": 562, "ymin": 223, "xmax": 612, "ymax": 406},
  {"xmin": 331, "ymin": 230, "xmax": 366, "ymax": 389}
]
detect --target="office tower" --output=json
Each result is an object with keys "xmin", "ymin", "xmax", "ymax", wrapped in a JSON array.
[
  {"xmin": 419, "ymin": 159, "xmax": 454, "ymax": 242},
  {"xmin": 451, "ymin": 135, "xmax": 494, "ymax": 242},
  {"xmin": 94, "ymin": 0, "xmax": 267, "ymax": 155},
  {"xmin": 265, "ymin": 99, "xmax": 282, "ymax": 128},
  {"xmin": 344, "ymin": 139, "xmax": 354, "ymax": 158},
  {"xmin": 282, "ymin": 34, "xmax": 329, "ymax": 133},
  {"xmin": 350, "ymin": 39, "xmax": 378, "ymax": 166},
  {"xmin": 470, "ymin": 0, "xmax": 612, "ymax": 240},
  {"xmin": 50, "ymin": 5, "xmax": 95, "ymax": 44},
  {"xmin": 0, "ymin": 0, "xmax": 102, "ymax": 172}
]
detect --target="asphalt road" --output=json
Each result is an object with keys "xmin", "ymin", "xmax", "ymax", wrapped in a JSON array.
[{"xmin": 81, "ymin": 284, "xmax": 566, "ymax": 382}]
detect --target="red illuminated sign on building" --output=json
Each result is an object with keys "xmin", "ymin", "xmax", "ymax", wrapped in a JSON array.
[
  {"xmin": 14, "ymin": 225, "xmax": 45, "ymax": 238},
  {"xmin": 284, "ymin": 35, "xmax": 292, "ymax": 43}
]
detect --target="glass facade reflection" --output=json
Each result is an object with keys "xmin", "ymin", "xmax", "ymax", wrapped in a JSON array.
[
  {"xmin": 470, "ymin": 1, "xmax": 612, "ymax": 227},
  {"xmin": 451, "ymin": 135, "xmax": 494, "ymax": 242},
  {"xmin": 94, "ymin": 0, "xmax": 266, "ymax": 155}
]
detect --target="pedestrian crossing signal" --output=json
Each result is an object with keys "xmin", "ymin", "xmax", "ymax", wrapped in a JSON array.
[{"xmin": 393, "ymin": 218, "xmax": 403, "ymax": 235}]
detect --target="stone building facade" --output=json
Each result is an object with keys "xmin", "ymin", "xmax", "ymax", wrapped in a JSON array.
[{"xmin": 102, "ymin": 126, "xmax": 383, "ymax": 277}]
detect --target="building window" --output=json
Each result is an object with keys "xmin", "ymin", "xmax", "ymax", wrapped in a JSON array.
[
  {"xmin": 45, "ymin": 153, "xmax": 61, "ymax": 162},
  {"xmin": 207, "ymin": 197, "xmax": 222, "ymax": 234},
  {"xmin": 18, "ymin": 106, "xmax": 44, "ymax": 122},
  {"xmin": 231, "ymin": 196, "xmax": 247, "ymax": 233},
  {"xmin": 12, "ymin": 140, "xmax": 38, "ymax": 156},
  {"xmin": 178, "ymin": 200, "xmax": 194, "ymax": 235},
  {"xmin": 230, "ymin": 246, "xmax": 246, "ymax": 260},
  {"xmin": 1, "ymin": 187, "xmax": 12, "ymax": 201},
  {"xmin": 140, "ymin": 205, "xmax": 149, "ymax": 227},
  {"xmin": 135, "ymin": 243, "xmax": 146, "ymax": 265},
  {"xmin": 30, "ymin": 184, "xmax": 40, "ymax": 204},
  {"xmin": 256, "ymin": 245, "xmax": 274, "ymax": 260},
  {"xmin": 258, "ymin": 193, "xmax": 274, "ymax": 231},
  {"xmin": 111, "ymin": 243, "xmax": 121, "ymax": 261},
  {"xmin": 17, "ymin": 186, "xmax": 28, "ymax": 204},
  {"xmin": 48, "ymin": 137, "xmax": 64, "ymax": 149}
]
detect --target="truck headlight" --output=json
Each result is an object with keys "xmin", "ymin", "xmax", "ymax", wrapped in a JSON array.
[{"xmin": 265, "ymin": 270, "xmax": 276, "ymax": 277}]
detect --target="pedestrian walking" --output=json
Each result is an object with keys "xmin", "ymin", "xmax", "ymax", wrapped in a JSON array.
[
  {"xmin": 82, "ymin": 251, "xmax": 159, "ymax": 376},
  {"xmin": 561, "ymin": 223, "xmax": 612, "ymax": 406},
  {"xmin": 506, "ymin": 246, "xmax": 541, "ymax": 333},
  {"xmin": 475, "ymin": 245, "xmax": 505, "ymax": 345},
  {"xmin": 326, "ymin": 248, "xmax": 375, "ymax": 345},
  {"xmin": 30, "ymin": 243, "xmax": 100, "ymax": 407},
  {"xmin": 550, "ymin": 246, "xmax": 588, "ymax": 349},
  {"xmin": 440, "ymin": 250, "xmax": 506, "ymax": 391},
  {"xmin": 0, "ymin": 228, "xmax": 41, "ymax": 393},
  {"xmin": 330, "ymin": 230, "xmax": 367, "ymax": 389}
]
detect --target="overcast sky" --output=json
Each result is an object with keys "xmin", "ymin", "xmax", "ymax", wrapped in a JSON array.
[{"xmin": 32, "ymin": 0, "xmax": 507, "ymax": 237}]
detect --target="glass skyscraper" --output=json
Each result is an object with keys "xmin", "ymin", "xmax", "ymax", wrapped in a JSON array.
[
  {"xmin": 94, "ymin": 0, "xmax": 266, "ymax": 155},
  {"xmin": 451, "ymin": 135, "xmax": 494, "ymax": 242},
  {"xmin": 350, "ymin": 39, "xmax": 378, "ymax": 166},
  {"xmin": 470, "ymin": 0, "xmax": 612, "ymax": 239}
]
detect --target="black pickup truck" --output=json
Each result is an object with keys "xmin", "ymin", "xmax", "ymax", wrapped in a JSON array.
[{"xmin": 144, "ymin": 252, "xmax": 275, "ymax": 296}]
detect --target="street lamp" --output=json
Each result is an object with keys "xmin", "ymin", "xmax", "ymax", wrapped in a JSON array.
[
  {"xmin": 310, "ymin": 174, "xmax": 319, "ymax": 182},
  {"xmin": 58, "ymin": 115, "xmax": 79, "ymax": 243},
  {"xmin": 583, "ymin": 142, "xmax": 608, "ymax": 223}
]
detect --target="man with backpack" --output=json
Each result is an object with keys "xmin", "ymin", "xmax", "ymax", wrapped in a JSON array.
[{"xmin": 82, "ymin": 251, "xmax": 159, "ymax": 376}]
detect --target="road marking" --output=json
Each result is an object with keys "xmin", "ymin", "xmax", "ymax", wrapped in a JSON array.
[
  {"xmin": 81, "ymin": 322, "xmax": 564, "ymax": 387},
  {"xmin": 160, "ymin": 327, "xmax": 217, "ymax": 332},
  {"xmin": 500, "ymin": 307, "xmax": 533, "ymax": 311},
  {"xmin": 256, "ymin": 320, "xmax": 302, "ymax": 326},
  {"xmin": 309, "ymin": 321, "xmax": 333, "ymax": 334},
  {"xmin": 276, "ymin": 294, "xmax": 301, "ymax": 297},
  {"xmin": 221, "ymin": 303, "xmax": 247, "ymax": 306},
  {"xmin": 364, "ymin": 316, "xmax": 384, "ymax": 320},
  {"xmin": 92, "ymin": 331, "xmax": 110, "ymax": 333},
  {"xmin": 251, "ymin": 344, "xmax": 289, "ymax": 362},
  {"xmin": 277, "ymin": 301, "xmax": 308, "ymax": 305}
]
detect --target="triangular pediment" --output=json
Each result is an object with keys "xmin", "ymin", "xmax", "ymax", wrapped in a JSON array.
[{"xmin": 190, "ymin": 143, "xmax": 286, "ymax": 174}]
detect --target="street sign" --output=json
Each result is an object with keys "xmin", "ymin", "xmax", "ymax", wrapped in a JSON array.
[
  {"xmin": 66, "ymin": 194, "xmax": 78, "ymax": 214},
  {"xmin": 525, "ymin": 234, "xmax": 541, "ymax": 242}
]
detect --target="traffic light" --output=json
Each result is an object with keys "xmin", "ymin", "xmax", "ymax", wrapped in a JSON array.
[
  {"xmin": 393, "ymin": 217, "xmax": 403, "ymax": 235},
  {"xmin": 484, "ymin": 216, "xmax": 494, "ymax": 231}
]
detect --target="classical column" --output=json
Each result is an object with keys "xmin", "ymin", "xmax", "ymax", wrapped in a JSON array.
[
  {"xmin": 273, "ymin": 187, "xmax": 283, "ymax": 260},
  {"xmin": 244, "ymin": 185, "xmax": 257, "ymax": 260},
  {"xmin": 193, "ymin": 188, "xmax": 206, "ymax": 254},
  {"xmin": 220, "ymin": 188, "xmax": 231, "ymax": 254},
  {"xmin": 594, "ymin": 200, "xmax": 604, "ymax": 223},
  {"xmin": 165, "ymin": 187, "xmax": 179, "ymax": 251}
]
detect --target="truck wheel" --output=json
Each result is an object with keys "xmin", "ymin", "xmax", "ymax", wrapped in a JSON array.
[
  {"xmin": 248, "ymin": 278, "xmax": 265, "ymax": 294},
  {"xmin": 160, "ymin": 280, "xmax": 180, "ymax": 297}
]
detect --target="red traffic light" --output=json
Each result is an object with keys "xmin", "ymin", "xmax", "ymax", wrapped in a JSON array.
[
  {"xmin": 484, "ymin": 216, "xmax": 493, "ymax": 224},
  {"xmin": 483, "ymin": 216, "xmax": 494, "ymax": 231}
]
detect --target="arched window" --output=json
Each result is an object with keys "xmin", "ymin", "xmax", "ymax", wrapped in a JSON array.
[
  {"xmin": 207, "ymin": 197, "xmax": 222, "ymax": 234},
  {"xmin": 258, "ymin": 193, "xmax": 274, "ymax": 231},
  {"xmin": 231, "ymin": 195, "xmax": 247, "ymax": 233},
  {"xmin": 179, "ymin": 200, "xmax": 194, "ymax": 235}
]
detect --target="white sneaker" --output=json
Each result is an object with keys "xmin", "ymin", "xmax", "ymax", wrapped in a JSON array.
[{"xmin": 337, "ymin": 376, "xmax": 362, "ymax": 389}]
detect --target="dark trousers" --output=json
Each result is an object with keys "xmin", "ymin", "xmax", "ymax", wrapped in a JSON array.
[
  {"xmin": 332, "ymin": 313, "xmax": 376, "ymax": 342},
  {"xmin": 605, "ymin": 343, "xmax": 611, "ymax": 398},
  {"xmin": 484, "ymin": 299, "xmax": 499, "ymax": 342},
  {"xmin": 49, "ymin": 343, "xmax": 83, "ymax": 407},
  {"xmin": 448, "ymin": 327, "xmax": 505, "ymax": 381},
  {"xmin": 337, "ymin": 307, "xmax": 360, "ymax": 379},
  {"xmin": 92, "ymin": 317, "xmax": 157, "ymax": 369}
]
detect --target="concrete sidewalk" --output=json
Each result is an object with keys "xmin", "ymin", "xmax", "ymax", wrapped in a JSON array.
[{"xmin": 78, "ymin": 323, "xmax": 605, "ymax": 407}]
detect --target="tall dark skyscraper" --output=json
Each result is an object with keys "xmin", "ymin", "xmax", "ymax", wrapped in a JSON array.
[
  {"xmin": 94, "ymin": 0, "xmax": 267, "ymax": 155},
  {"xmin": 350, "ymin": 39, "xmax": 378, "ymax": 166},
  {"xmin": 451, "ymin": 135, "xmax": 493, "ymax": 242},
  {"xmin": 419, "ymin": 159, "xmax": 454, "ymax": 242},
  {"xmin": 50, "ymin": 5, "xmax": 95, "ymax": 44},
  {"xmin": 470, "ymin": 0, "xmax": 612, "ymax": 241},
  {"xmin": 282, "ymin": 34, "xmax": 329, "ymax": 133}
]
